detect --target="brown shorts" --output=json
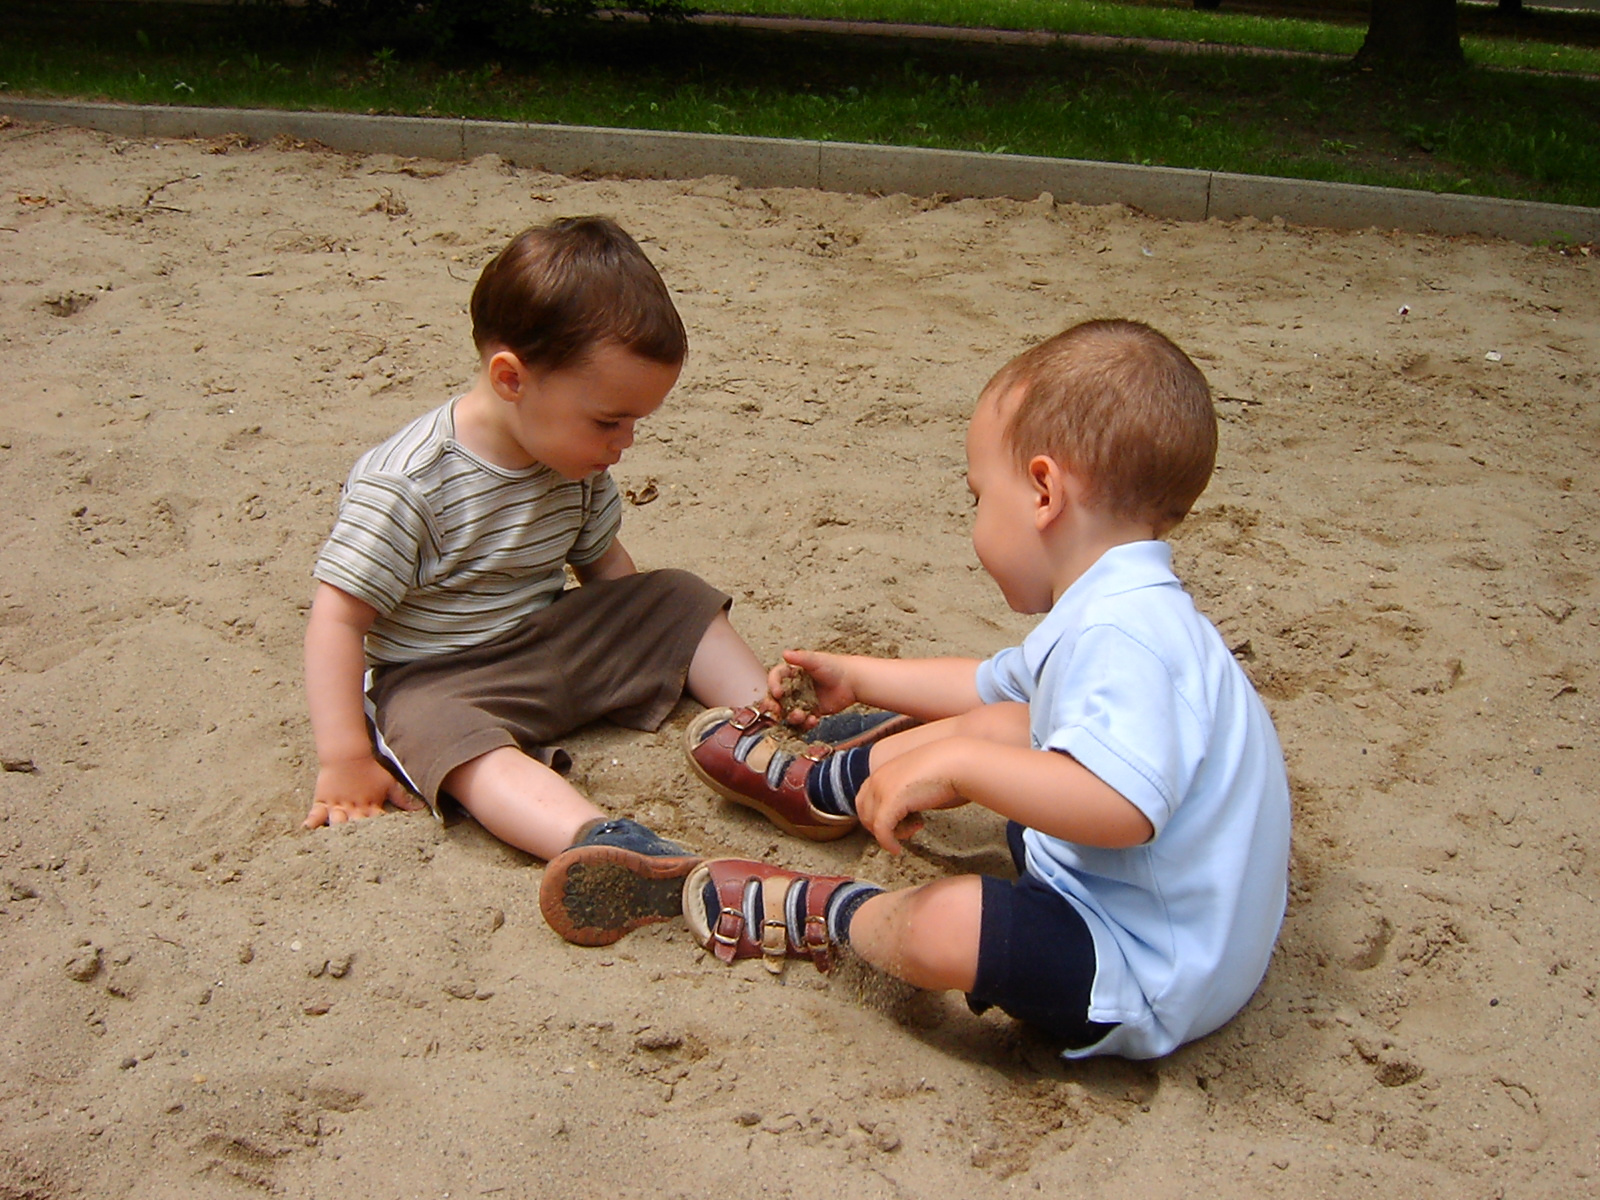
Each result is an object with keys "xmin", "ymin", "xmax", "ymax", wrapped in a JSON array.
[{"xmin": 367, "ymin": 568, "xmax": 730, "ymax": 807}]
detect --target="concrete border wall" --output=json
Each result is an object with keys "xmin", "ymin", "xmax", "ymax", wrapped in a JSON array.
[{"xmin": 4, "ymin": 98, "xmax": 1597, "ymax": 243}]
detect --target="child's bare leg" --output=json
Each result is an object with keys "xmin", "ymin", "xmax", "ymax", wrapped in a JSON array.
[
  {"xmin": 847, "ymin": 875, "xmax": 983, "ymax": 992},
  {"xmin": 443, "ymin": 746, "xmax": 606, "ymax": 861},
  {"xmin": 686, "ymin": 610, "xmax": 768, "ymax": 710},
  {"xmin": 459, "ymin": 611, "xmax": 763, "ymax": 859}
]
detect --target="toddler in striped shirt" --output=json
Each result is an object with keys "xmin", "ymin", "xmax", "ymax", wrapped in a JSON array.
[{"xmin": 303, "ymin": 216, "xmax": 768, "ymax": 938}]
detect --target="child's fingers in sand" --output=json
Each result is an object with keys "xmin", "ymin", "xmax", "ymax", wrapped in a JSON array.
[
  {"xmin": 860, "ymin": 741, "xmax": 975, "ymax": 850},
  {"xmin": 304, "ymin": 760, "xmax": 422, "ymax": 828},
  {"xmin": 855, "ymin": 777, "xmax": 926, "ymax": 854},
  {"xmin": 304, "ymin": 797, "xmax": 380, "ymax": 828},
  {"xmin": 855, "ymin": 756, "xmax": 959, "ymax": 854},
  {"xmin": 306, "ymin": 789, "xmax": 423, "ymax": 828}
]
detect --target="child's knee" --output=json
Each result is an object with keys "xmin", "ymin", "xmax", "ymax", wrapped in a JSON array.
[{"xmin": 892, "ymin": 877, "xmax": 983, "ymax": 985}]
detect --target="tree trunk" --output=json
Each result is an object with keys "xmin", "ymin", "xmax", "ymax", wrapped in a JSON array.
[{"xmin": 1357, "ymin": 0, "xmax": 1464, "ymax": 66}]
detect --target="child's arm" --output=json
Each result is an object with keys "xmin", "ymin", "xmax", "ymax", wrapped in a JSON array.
[
  {"xmin": 572, "ymin": 538, "xmax": 636, "ymax": 584},
  {"xmin": 855, "ymin": 738, "xmax": 1154, "ymax": 854},
  {"xmin": 303, "ymin": 583, "xmax": 423, "ymax": 828},
  {"xmin": 772, "ymin": 649, "xmax": 984, "ymax": 724}
]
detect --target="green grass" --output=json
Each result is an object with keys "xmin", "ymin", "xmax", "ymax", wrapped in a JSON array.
[
  {"xmin": 3, "ymin": 1, "xmax": 1598, "ymax": 209},
  {"xmin": 704, "ymin": 0, "xmax": 1365, "ymax": 55},
  {"xmin": 695, "ymin": 0, "xmax": 1600, "ymax": 74}
]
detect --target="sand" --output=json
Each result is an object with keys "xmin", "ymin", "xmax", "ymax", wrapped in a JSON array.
[{"xmin": 1, "ymin": 118, "xmax": 1597, "ymax": 1199}]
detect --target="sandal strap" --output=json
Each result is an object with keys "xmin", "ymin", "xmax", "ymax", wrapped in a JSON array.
[
  {"xmin": 727, "ymin": 705, "xmax": 768, "ymax": 733},
  {"xmin": 801, "ymin": 876, "xmax": 835, "ymax": 973},
  {"xmin": 711, "ymin": 875, "xmax": 752, "ymax": 962},
  {"xmin": 696, "ymin": 859, "xmax": 850, "ymax": 973},
  {"xmin": 760, "ymin": 875, "xmax": 790, "ymax": 973},
  {"xmin": 729, "ymin": 708, "xmax": 834, "ymax": 766}
]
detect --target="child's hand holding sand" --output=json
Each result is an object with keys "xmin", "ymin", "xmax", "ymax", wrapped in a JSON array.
[{"xmin": 767, "ymin": 650, "xmax": 857, "ymax": 727}]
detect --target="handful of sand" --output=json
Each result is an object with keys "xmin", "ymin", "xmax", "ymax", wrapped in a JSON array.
[{"xmin": 778, "ymin": 668, "xmax": 820, "ymax": 718}]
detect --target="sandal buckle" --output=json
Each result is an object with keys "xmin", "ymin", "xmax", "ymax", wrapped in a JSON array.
[
  {"xmin": 762, "ymin": 918, "xmax": 789, "ymax": 956},
  {"xmin": 803, "ymin": 914, "xmax": 833, "ymax": 971},
  {"xmin": 713, "ymin": 909, "xmax": 746, "ymax": 947},
  {"xmin": 728, "ymin": 707, "xmax": 765, "ymax": 733}
]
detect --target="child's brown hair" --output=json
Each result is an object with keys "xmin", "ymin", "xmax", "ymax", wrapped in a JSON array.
[
  {"xmin": 990, "ymin": 319, "xmax": 1217, "ymax": 529},
  {"xmin": 470, "ymin": 216, "xmax": 686, "ymax": 371}
]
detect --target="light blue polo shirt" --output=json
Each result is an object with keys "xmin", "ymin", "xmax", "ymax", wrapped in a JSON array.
[{"xmin": 974, "ymin": 540, "xmax": 1290, "ymax": 1060}]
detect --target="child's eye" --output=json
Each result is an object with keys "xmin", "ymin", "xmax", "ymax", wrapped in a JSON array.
[{"xmin": 596, "ymin": 419, "xmax": 620, "ymax": 431}]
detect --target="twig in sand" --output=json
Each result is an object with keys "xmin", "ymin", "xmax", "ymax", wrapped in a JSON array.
[{"xmin": 144, "ymin": 173, "xmax": 200, "ymax": 213}]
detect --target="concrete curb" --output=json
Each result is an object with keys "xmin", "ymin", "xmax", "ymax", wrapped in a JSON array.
[{"xmin": 4, "ymin": 98, "xmax": 1597, "ymax": 244}]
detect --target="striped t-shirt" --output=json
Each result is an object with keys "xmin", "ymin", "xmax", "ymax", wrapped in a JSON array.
[{"xmin": 313, "ymin": 398, "xmax": 622, "ymax": 665}]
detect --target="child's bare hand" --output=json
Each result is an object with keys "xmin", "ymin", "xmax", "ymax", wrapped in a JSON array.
[
  {"xmin": 768, "ymin": 650, "xmax": 856, "ymax": 726},
  {"xmin": 304, "ymin": 757, "xmax": 424, "ymax": 829},
  {"xmin": 766, "ymin": 662, "xmax": 827, "ymax": 727},
  {"xmin": 853, "ymin": 743, "xmax": 969, "ymax": 855}
]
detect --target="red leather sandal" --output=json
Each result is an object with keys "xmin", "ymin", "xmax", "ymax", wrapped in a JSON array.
[
  {"xmin": 682, "ymin": 859, "xmax": 855, "ymax": 974},
  {"xmin": 685, "ymin": 706, "xmax": 857, "ymax": 841}
]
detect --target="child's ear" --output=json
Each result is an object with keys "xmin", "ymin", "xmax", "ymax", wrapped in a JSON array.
[
  {"xmin": 486, "ymin": 350, "xmax": 528, "ymax": 403},
  {"xmin": 1028, "ymin": 454, "xmax": 1074, "ymax": 531}
]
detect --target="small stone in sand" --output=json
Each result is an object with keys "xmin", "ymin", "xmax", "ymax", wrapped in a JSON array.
[{"xmin": 65, "ymin": 945, "xmax": 102, "ymax": 983}]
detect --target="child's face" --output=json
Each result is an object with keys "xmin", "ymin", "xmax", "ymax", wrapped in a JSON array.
[
  {"xmin": 965, "ymin": 386, "xmax": 1054, "ymax": 614},
  {"xmin": 507, "ymin": 343, "xmax": 680, "ymax": 480}
]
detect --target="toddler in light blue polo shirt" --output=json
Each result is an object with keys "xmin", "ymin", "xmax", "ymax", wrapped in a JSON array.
[
  {"xmin": 973, "ymin": 536, "xmax": 1290, "ymax": 1056},
  {"xmin": 546, "ymin": 319, "xmax": 1291, "ymax": 1060}
]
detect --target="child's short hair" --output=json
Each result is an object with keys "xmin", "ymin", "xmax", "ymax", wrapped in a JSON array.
[
  {"xmin": 989, "ymin": 319, "xmax": 1217, "ymax": 528},
  {"xmin": 470, "ymin": 216, "xmax": 687, "ymax": 371}
]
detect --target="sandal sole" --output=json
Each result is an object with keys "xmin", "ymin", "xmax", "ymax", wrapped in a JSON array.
[
  {"xmin": 684, "ymin": 707, "xmax": 858, "ymax": 843},
  {"xmin": 540, "ymin": 845, "xmax": 701, "ymax": 947}
]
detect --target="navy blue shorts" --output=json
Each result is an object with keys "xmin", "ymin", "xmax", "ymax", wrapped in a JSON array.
[{"xmin": 966, "ymin": 822, "xmax": 1120, "ymax": 1050}]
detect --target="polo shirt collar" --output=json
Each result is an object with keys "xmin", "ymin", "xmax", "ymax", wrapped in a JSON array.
[{"xmin": 1019, "ymin": 541, "xmax": 1178, "ymax": 664}]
